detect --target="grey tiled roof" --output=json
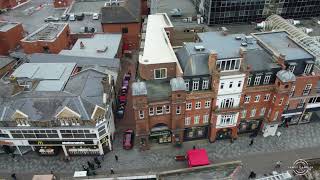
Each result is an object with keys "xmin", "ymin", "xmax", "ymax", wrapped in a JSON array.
[
  {"xmin": 244, "ymin": 49, "xmax": 280, "ymax": 72},
  {"xmin": 101, "ymin": 0, "xmax": 141, "ymax": 24},
  {"xmin": 0, "ymin": 56, "xmax": 16, "ymax": 69}
]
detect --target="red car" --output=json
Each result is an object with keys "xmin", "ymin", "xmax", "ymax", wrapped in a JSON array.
[{"xmin": 123, "ymin": 129, "xmax": 134, "ymax": 150}]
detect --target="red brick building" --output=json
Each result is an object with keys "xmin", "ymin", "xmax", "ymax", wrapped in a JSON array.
[
  {"xmin": 53, "ymin": 0, "xmax": 73, "ymax": 8},
  {"xmin": 0, "ymin": 0, "xmax": 27, "ymax": 10},
  {"xmin": 0, "ymin": 21, "xmax": 24, "ymax": 55},
  {"xmin": 20, "ymin": 23, "xmax": 71, "ymax": 54},
  {"xmin": 101, "ymin": 0, "xmax": 141, "ymax": 50}
]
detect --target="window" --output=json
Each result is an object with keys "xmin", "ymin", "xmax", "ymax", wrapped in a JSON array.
[
  {"xmin": 290, "ymin": 85, "xmax": 295, "ymax": 97},
  {"xmin": 193, "ymin": 81, "xmax": 199, "ymax": 90},
  {"xmin": 263, "ymin": 75, "xmax": 271, "ymax": 84},
  {"xmin": 273, "ymin": 111, "xmax": 279, "ymax": 121},
  {"xmin": 297, "ymin": 99, "xmax": 305, "ymax": 108},
  {"xmin": 185, "ymin": 117, "xmax": 191, "ymax": 125},
  {"xmin": 264, "ymin": 94, "xmax": 270, "ymax": 101},
  {"xmin": 156, "ymin": 107, "xmax": 163, "ymax": 115},
  {"xmin": 202, "ymin": 80, "xmax": 209, "ymax": 90},
  {"xmin": 122, "ymin": 27, "xmax": 128, "ymax": 33},
  {"xmin": 194, "ymin": 116, "xmax": 200, "ymax": 124},
  {"xmin": 250, "ymin": 108, "xmax": 256, "ymax": 117},
  {"xmin": 304, "ymin": 63, "xmax": 313, "ymax": 74},
  {"xmin": 237, "ymin": 81, "xmax": 242, "ymax": 87},
  {"xmin": 221, "ymin": 98, "xmax": 234, "ymax": 108},
  {"xmin": 247, "ymin": 76, "xmax": 252, "ymax": 86},
  {"xmin": 260, "ymin": 108, "xmax": 266, "ymax": 116},
  {"xmin": 244, "ymin": 95, "xmax": 250, "ymax": 103},
  {"xmin": 186, "ymin": 102, "xmax": 192, "ymax": 110},
  {"xmin": 220, "ymin": 114, "xmax": 235, "ymax": 125},
  {"xmin": 254, "ymin": 95, "xmax": 260, "ymax": 102},
  {"xmin": 195, "ymin": 101, "xmax": 201, "ymax": 109},
  {"xmin": 220, "ymin": 82, "xmax": 224, "ymax": 89},
  {"xmin": 154, "ymin": 68, "xmax": 167, "ymax": 79},
  {"xmin": 176, "ymin": 106, "xmax": 181, "ymax": 114},
  {"xmin": 165, "ymin": 105, "xmax": 170, "ymax": 114},
  {"xmin": 288, "ymin": 65, "xmax": 295, "ymax": 73},
  {"xmin": 149, "ymin": 107, "xmax": 154, "ymax": 116},
  {"xmin": 272, "ymin": 96, "xmax": 276, "ymax": 103},
  {"xmin": 216, "ymin": 59, "xmax": 240, "ymax": 71},
  {"xmin": 279, "ymin": 98, "xmax": 284, "ymax": 105},
  {"xmin": 241, "ymin": 110, "xmax": 246, "ymax": 118},
  {"xmin": 205, "ymin": 100, "xmax": 211, "ymax": 108},
  {"xmin": 139, "ymin": 110, "xmax": 144, "ymax": 119},
  {"xmin": 267, "ymin": 109, "xmax": 271, "ymax": 117},
  {"xmin": 229, "ymin": 81, "xmax": 233, "ymax": 88},
  {"xmin": 254, "ymin": 76, "xmax": 261, "ymax": 85},
  {"xmin": 185, "ymin": 81, "xmax": 189, "ymax": 91},
  {"xmin": 203, "ymin": 114, "xmax": 209, "ymax": 124},
  {"xmin": 303, "ymin": 84, "xmax": 312, "ymax": 95}
]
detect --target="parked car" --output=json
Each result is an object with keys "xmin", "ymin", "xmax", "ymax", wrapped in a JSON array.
[
  {"xmin": 76, "ymin": 13, "xmax": 85, "ymax": 21},
  {"xmin": 123, "ymin": 129, "xmax": 134, "ymax": 150},
  {"xmin": 60, "ymin": 14, "xmax": 69, "ymax": 21},
  {"xmin": 69, "ymin": 13, "xmax": 76, "ymax": 21},
  {"xmin": 118, "ymin": 95, "xmax": 127, "ymax": 104},
  {"xmin": 44, "ymin": 16, "xmax": 59, "ymax": 22},
  {"xmin": 116, "ymin": 105, "xmax": 125, "ymax": 119},
  {"xmin": 92, "ymin": 13, "xmax": 99, "ymax": 20}
]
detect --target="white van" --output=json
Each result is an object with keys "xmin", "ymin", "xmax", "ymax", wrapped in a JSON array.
[{"xmin": 69, "ymin": 13, "xmax": 75, "ymax": 21}]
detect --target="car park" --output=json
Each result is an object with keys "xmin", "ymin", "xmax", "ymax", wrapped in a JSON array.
[
  {"xmin": 60, "ymin": 14, "xmax": 69, "ymax": 21},
  {"xmin": 44, "ymin": 16, "xmax": 59, "ymax": 22},
  {"xmin": 76, "ymin": 13, "xmax": 85, "ymax": 21},
  {"xmin": 123, "ymin": 129, "xmax": 134, "ymax": 150},
  {"xmin": 92, "ymin": 13, "xmax": 99, "ymax": 20},
  {"xmin": 69, "ymin": 13, "xmax": 76, "ymax": 21}
]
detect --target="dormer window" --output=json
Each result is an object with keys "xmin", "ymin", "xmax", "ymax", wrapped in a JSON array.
[
  {"xmin": 154, "ymin": 68, "xmax": 167, "ymax": 79},
  {"xmin": 91, "ymin": 105, "xmax": 106, "ymax": 126},
  {"xmin": 288, "ymin": 63, "xmax": 296, "ymax": 73},
  {"xmin": 55, "ymin": 106, "xmax": 81, "ymax": 126},
  {"xmin": 12, "ymin": 110, "xmax": 30, "ymax": 127},
  {"xmin": 304, "ymin": 62, "xmax": 313, "ymax": 74}
]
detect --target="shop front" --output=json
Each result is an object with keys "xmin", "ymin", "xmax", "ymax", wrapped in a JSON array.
[
  {"xmin": 238, "ymin": 120, "xmax": 262, "ymax": 134},
  {"xmin": 183, "ymin": 126, "xmax": 208, "ymax": 141},
  {"xmin": 36, "ymin": 146, "xmax": 60, "ymax": 156},
  {"xmin": 149, "ymin": 125, "xmax": 172, "ymax": 144},
  {"xmin": 216, "ymin": 128, "xmax": 232, "ymax": 140}
]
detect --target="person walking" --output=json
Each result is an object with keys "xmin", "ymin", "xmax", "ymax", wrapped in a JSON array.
[
  {"xmin": 249, "ymin": 138, "xmax": 254, "ymax": 146},
  {"xmin": 193, "ymin": 145, "xmax": 196, "ymax": 150},
  {"xmin": 115, "ymin": 155, "xmax": 118, "ymax": 162},
  {"xmin": 110, "ymin": 168, "xmax": 115, "ymax": 174},
  {"xmin": 11, "ymin": 173, "xmax": 17, "ymax": 180},
  {"xmin": 248, "ymin": 171, "xmax": 256, "ymax": 179}
]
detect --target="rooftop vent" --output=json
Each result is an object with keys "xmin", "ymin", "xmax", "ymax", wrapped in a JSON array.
[
  {"xmin": 235, "ymin": 36, "xmax": 242, "ymax": 40},
  {"xmin": 194, "ymin": 45, "xmax": 205, "ymax": 51},
  {"xmin": 245, "ymin": 36, "xmax": 254, "ymax": 44}
]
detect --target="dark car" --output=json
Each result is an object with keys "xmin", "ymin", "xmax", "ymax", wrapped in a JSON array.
[
  {"xmin": 123, "ymin": 129, "xmax": 134, "ymax": 150},
  {"xmin": 76, "ymin": 13, "xmax": 85, "ymax": 21},
  {"xmin": 44, "ymin": 16, "xmax": 59, "ymax": 22},
  {"xmin": 60, "ymin": 14, "xmax": 69, "ymax": 21}
]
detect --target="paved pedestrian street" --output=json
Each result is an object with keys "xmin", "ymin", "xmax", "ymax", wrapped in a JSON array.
[{"xmin": 1, "ymin": 122, "xmax": 320, "ymax": 179}]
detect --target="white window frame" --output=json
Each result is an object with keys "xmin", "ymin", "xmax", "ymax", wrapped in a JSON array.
[
  {"xmin": 273, "ymin": 111, "xmax": 279, "ymax": 121},
  {"xmin": 156, "ymin": 106, "xmax": 163, "ymax": 115},
  {"xmin": 247, "ymin": 76, "xmax": 252, "ymax": 86},
  {"xmin": 241, "ymin": 110, "xmax": 246, "ymax": 118},
  {"xmin": 216, "ymin": 59, "xmax": 240, "ymax": 72},
  {"xmin": 263, "ymin": 75, "xmax": 271, "ymax": 84},
  {"xmin": 176, "ymin": 106, "xmax": 181, "ymax": 114},
  {"xmin": 254, "ymin": 76, "xmax": 261, "ymax": 86},
  {"xmin": 186, "ymin": 102, "xmax": 192, "ymax": 110},
  {"xmin": 195, "ymin": 101, "xmax": 201, "ymax": 109},
  {"xmin": 194, "ymin": 116, "xmax": 200, "ymax": 124},
  {"xmin": 165, "ymin": 105, "xmax": 170, "ymax": 114},
  {"xmin": 304, "ymin": 63, "xmax": 313, "ymax": 74},
  {"xmin": 220, "ymin": 114, "xmax": 235, "ymax": 125},
  {"xmin": 250, "ymin": 108, "xmax": 256, "ymax": 117},
  {"xmin": 154, "ymin": 68, "xmax": 167, "ymax": 79},
  {"xmin": 254, "ymin": 95, "xmax": 260, "ymax": 102},
  {"xmin": 221, "ymin": 98, "xmax": 234, "ymax": 108},
  {"xmin": 193, "ymin": 81, "xmax": 199, "ymax": 90},
  {"xmin": 149, "ymin": 107, "xmax": 154, "ymax": 116},
  {"xmin": 205, "ymin": 100, "xmax": 211, "ymax": 108},
  {"xmin": 264, "ymin": 94, "xmax": 270, "ymax": 101},
  {"xmin": 237, "ymin": 81, "xmax": 242, "ymax": 87},
  {"xmin": 279, "ymin": 97, "xmax": 284, "ymax": 105},
  {"xmin": 272, "ymin": 96, "xmax": 276, "ymax": 103},
  {"xmin": 303, "ymin": 84, "xmax": 312, "ymax": 95},
  {"xmin": 244, "ymin": 95, "xmax": 250, "ymax": 103},
  {"xmin": 260, "ymin": 107, "xmax": 266, "ymax": 116},
  {"xmin": 202, "ymin": 80, "xmax": 209, "ymax": 90},
  {"xmin": 288, "ymin": 65, "xmax": 295, "ymax": 73},
  {"xmin": 185, "ymin": 81, "xmax": 189, "ymax": 91},
  {"xmin": 229, "ymin": 81, "xmax": 233, "ymax": 88},
  {"xmin": 290, "ymin": 85, "xmax": 295, "ymax": 97},
  {"xmin": 220, "ymin": 82, "xmax": 224, "ymax": 89},
  {"xmin": 139, "ymin": 110, "xmax": 144, "ymax": 119},
  {"xmin": 203, "ymin": 114, "xmax": 209, "ymax": 124},
  {"xmin": 185, "ymin": 117, "xmax": 191, "ymax": 125}
]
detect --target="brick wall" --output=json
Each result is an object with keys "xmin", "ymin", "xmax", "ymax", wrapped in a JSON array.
[
  {"xmin": 102, "ymin": 23, "xmax": 141, "ymax": 50},
  {"xmin": 139, "ymin": 62, "xmax": 177, "ymax": 80},
  {"xmin": 0, "ymin": 23, "xmax": 24, "ymax": 55},
  {"xmin": 53, "ymin": 0, "xmax": 73, "ymax": 8}
]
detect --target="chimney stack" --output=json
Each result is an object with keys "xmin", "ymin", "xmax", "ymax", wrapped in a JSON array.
[
  {"xmin": 278, "ymin": 53, "xmax": 286, "ymax": 69},
  {"xmin": 208, "ymin": 51, "xmax": 218, "ymax": 73}
]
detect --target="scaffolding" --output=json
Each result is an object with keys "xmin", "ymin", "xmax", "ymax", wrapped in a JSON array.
[{"xmin": 262, "ymin": 15, "xmax": 320, "ymax": 66}]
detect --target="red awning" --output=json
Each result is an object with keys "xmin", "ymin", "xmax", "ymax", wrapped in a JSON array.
[{"xmin": 187, "ymin": 149, "xmax": 210, "ymax": 167}]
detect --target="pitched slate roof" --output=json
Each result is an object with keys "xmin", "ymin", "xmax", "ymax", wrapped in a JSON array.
[{"xmin": 101, "ymin": 0, "xmax": 141, "ymax": 24}]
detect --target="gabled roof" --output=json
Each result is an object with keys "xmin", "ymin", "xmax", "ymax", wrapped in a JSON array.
[{"xmin": 101, "ymin": 0, "xmax": 141, "ymax": 24}]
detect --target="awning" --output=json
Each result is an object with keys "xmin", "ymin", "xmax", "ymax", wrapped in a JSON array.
[{"xmin": 187, "ymin": 148, "xmax": 210, "ymax": 167}]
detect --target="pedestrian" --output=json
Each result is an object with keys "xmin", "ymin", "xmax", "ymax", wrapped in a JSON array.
[
  {"xmin": 275, "ymin": 161, "xmax": 282, "ymax": 169},
  {"xmin": 115, "ymin": 155, "xmax": 118, "ymax": 162},
  {"xmin": 249, "ymin": 138, "xmax": 254, "ymax": 146},
  {"xmin": 11, "ymin": 173, "xmax": 17, "ymax": 180},
  {"xmin": 110, "ymin": 168, "xmax": 115, "ymax": 174},
  {"xmin": 193, "ymin": 145, "xmax": 196, "ymax": 150},
  {"xmin": 285, "ymin": 122, "xmax": 289, "ymax": 128},
  {"xmin": 248, "ymin": 171, "xmax": 256, "ymax": 179}
]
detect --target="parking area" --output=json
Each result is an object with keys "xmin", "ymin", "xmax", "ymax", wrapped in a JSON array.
[
  {"xmin": 69, "ymin": 0, "xmax": 105, "ymax": 14},
  {"xmin": 0, "ymin": 0, "xmax": 102, "ymax": 33}
]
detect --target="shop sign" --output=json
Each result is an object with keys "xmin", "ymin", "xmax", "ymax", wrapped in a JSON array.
[
  {"xmin": 150, "ymin": 130, "xmax": 170, "ymax": 137},
  {"xmin": 28, "ymin": 140, "xmax": 94, "ymax": 145}
]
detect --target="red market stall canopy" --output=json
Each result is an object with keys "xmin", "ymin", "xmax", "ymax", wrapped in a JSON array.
[{"xmin": 187, "ymin": 149, "xmax": 210, "ymax": 167}]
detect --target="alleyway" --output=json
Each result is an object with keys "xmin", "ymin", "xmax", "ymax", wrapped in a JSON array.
[{"xmin": 0, "ymin": 122, "xmax": 319, "ymax": 179}]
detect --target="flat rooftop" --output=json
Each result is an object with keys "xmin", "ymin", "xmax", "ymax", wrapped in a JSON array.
[
  {"xmin": 22, "ymin": 23, "xmax": 67, "ymax": 42},
  {"xmin": 59, "ymin": 34, "xmax": 122, "ymax": 59},
  {"xmin": 0, "ymin": 21, "xmax": 20, "ymax": 32},
  {"xmin": 245, "ymin": 49, "xmax": 280, "ymax": 71},
  {"xmin": 146, "ymin": 80, "xmax": 171, "ymax": 102},
  {"xmin": 11, "ymin": 63, "xmax": 76, "ymax": 91},
  {"xmin": 140, "ymin": 13, "xmax": 177, "ymax": 65},
  {"xmin": 254, "ymin": 31, "xmax": 314, "ymax": 61}
]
